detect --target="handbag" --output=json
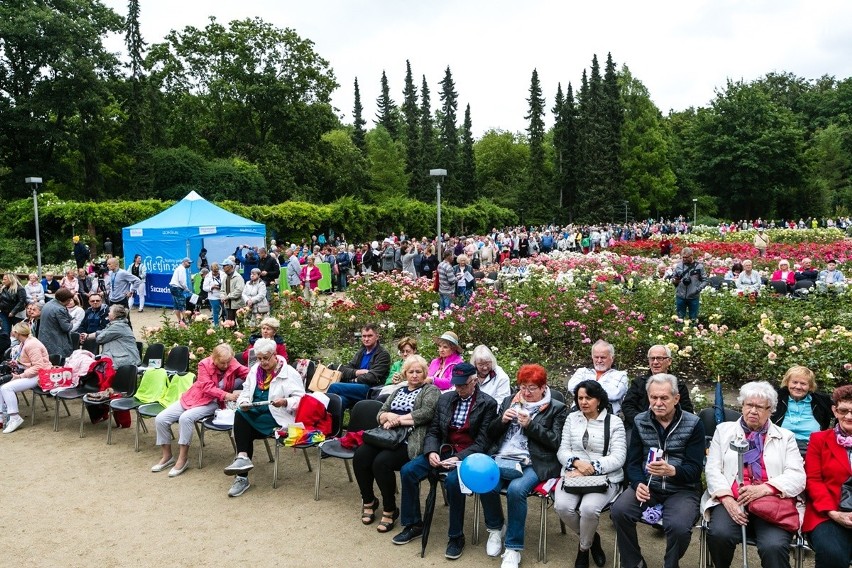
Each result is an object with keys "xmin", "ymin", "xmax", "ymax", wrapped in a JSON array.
[
  {"xmin": 840, "ymin": 476, "xmax": 852, "ymax": 512},
  {"xmin": 37, "ymin": 367, "xmax": 74, "ymax": 390},
  {"xmin": 748, "ymin": 495, "xmax": 800, "ymax": 532},
  {"xmin": 362, "ymin": 426, "xmax": 412, "ymax": 450},
  {"xmin": 561, "ymin": 413, "xmax": 611, "ymax": 495},
  {"xmin": 307, "ymin": 364, "xmax": 342, "ymax": 393}
]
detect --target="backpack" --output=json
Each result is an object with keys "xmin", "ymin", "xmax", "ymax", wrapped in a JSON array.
[{"xmin": 471, "ymin": 251, "xmax": 481, "ymax": 270}]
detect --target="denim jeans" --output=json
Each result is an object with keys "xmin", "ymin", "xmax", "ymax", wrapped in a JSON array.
[
  {"xmin": 326, "ymin": 382, "xmax": 370, "ymax": 410},
  {"xmin": 808, "ymin": 519, "xmax": 852, "ymax": 568},
  {"xmin": 439, "ymin": 294, "xmax": 454, "ymax": 311},
  {"xmin": 209, "ymin": 299, "xmax": 221, "ymax": 328},
  {"xmin": 675, "ymin": 296, "xmax": 699, "ymax": 320},
  {"xmin": 479, "ymin": 465, "xmax": 541, "ymax": 550},
  {"xmin": 337, "ymin": 273, "xmax": 347, "ymax": 292}
]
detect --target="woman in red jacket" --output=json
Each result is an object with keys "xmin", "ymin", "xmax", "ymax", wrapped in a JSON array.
[
  {"xmin": 803, "ymin": 384, "xmax": 852, "ymax": 568},
  {"xmin": 299, "ymin": 255, "xmax": 322, "ymax": 301},
  {"xmin": 240, "ymin": 317, "xmax": 288, "ymax": 365}
]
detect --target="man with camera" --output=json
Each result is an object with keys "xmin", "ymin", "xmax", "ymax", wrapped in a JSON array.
[{"xmin": 671, "ymin": 247, "xmax": 707, "ymax": 321}]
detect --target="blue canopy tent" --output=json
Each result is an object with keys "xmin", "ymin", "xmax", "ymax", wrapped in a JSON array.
[{"xmin": 122, "ymin": 191, "xmax": 266, "ymax": 307}]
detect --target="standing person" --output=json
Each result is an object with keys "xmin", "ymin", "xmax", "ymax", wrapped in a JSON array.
[
  {"xmin": 168, "ymin": 257, "xmax": 193, "ymax": 324},
  {"xmin": 0, "ymin": 274, "xmax": 27, "ymax": 335},
  {"xmin": 335, "ymin": 245, "xmax": 353, "ymax": 291},
  {"xmin": 299, "ymin": 255, "xmax": 322, "ymax": 302},
  {"xmin": 220, "ymin": 259, "xmax": 245, "ymax": 322},
  {"xmin": 196, "ymin": 248, "xmax": 209, "ymax": 272},
  {"xmin": 611, "ymin": 374, "xmax": 705, "ymax": 568},
  {"xmin": 0, "ymin": 323, "xmax": 51, "ymax": 433},
  {"xmin": 103, "ymin": 237, "xmax": 113, "ymax": 256},
  {"xmin": 437, "ymin": 250, "xmax": 457, "ymax": 311},
  {"xmin": 105, "ymin": 257, "xmax": 140, "ymax": 325},
  {"xmin": 284, "ymin": 248, "xmax": 302, "ymax": 291},
  {"xmin": 401, "ymin": 243, "xmax": 418, "ymax": 277},
  {"xmin": 453, "ymin": 254, "xmax": 475, "ymax": 307},
  {"xmin": 326, "ymin": 324, "xmax": 391, "ymax": 410},
  {"xmin": 421, "ymin": 246, "xmax": 438, "ymax": 281},
  {"xmin": 672, "ymin": 247, "xmax": 707, "ymax": 320},
  {"xmin": 127, "ymin": 254, "xmax": 146, "ymax": 312},
  {"xmin": 241, "ymin": 269, "xmax": 269, "ymax": 318},
  {"xmin": 255, "ymin": 247, "xmax": 279, "ymax": 303},
  {"xmin": 203, "ymin": 263, "xmax": 223, "ymax": 327},
  {"xmin": 754, "ymin": 227, "xmax": 770, "ymax": 258},
  {"xmin": 76, "ymin": 268, "xmax": 92, "ymax": 309},
  {"xmin": 73, "ymin": 236, "xmax": 89, "ymax": 269},
  {"xmin": 38, "ymin": 288, "xmax": 75, "ymax": 359}
]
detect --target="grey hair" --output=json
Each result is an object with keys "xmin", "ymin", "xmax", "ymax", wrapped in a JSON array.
[
  {"xmin": 592, "ymin": 339, "xmax": 615, "ymax": 359},
  {"xmin": 470, "ymin": 345, "xmax": 498, "ymax": 369},
  {"xmin": 737, "ymin": 381, "xmax": 778, "ymax": 412},
  {"xmin": 646, "ymin": 373, "xmax": 679, "ymax": 397},
  {"xmin": 253, "ymin": 337, "xmax": 277, "ymax": 357},
  {"xmin": 647, "ymin": 344, "xmax": 672, "ymax": 358},
  {"xmin": 251, "ymin": 268, "xmax": 261, "ymax": 275},
  {"xmin": 109, "ymin": 304, "xmax": 128, "ymax": 320},
  {"xmin": 681, "ymin": 247, "xmax": 694, "ymax": 256}
]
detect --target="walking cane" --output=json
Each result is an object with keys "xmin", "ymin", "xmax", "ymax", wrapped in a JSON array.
[{"xmin": 730, "ymin": 438, "xmax": 750, "ymax": 568}]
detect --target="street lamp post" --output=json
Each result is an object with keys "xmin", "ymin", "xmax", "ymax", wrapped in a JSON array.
[
  {"xmin": 25, "ymin": 177, "xmax": 43, "ymax": 278},
  {"xmin": 429, "ymin": 169, "xmax": 447, "ymax": 258},
  {"xmin": 693, "ymin": 198, "xmax": 698, "ymax": 227}
]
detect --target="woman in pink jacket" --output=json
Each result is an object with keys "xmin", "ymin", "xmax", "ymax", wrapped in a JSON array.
[
  {"xmin": 299, "ymin": 255, "xmax": 322, "ymax": 301},
  {"xmin": 1, "ymin": 322, "xmax": 51, "ymax": 433},
  {"xmin": 428, "ymin": 331, "xmax": 464, "ymax": 391},
  {"xmin": 151, "ymin": 344, "xmax": 249, "ymax": 477}
]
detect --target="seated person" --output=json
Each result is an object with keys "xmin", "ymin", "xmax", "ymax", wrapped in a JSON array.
[
  {"xmin": 83, "ymin": 305, "xmax": 140, "ymax": 368},
  {"xmin": 0, "ymin": 323, "xmax": 51, "ymax": 433},
  {"xmin": 222, "ymin": 338, "xmax": 305, "ymax": 497},
  {"xmin": 656, "ymin": 263, "xmax": 673, "ymax": 280},
  {"xmin": 478, "ymin": 364, "xmax": 568, "ymax": 567},
  {"xmin": 151, "ymin": 344, "xmax": 248, "ymax": 477},
  {"xmin": 621, "ymin": 345, "xmax": 694, "ymax": 430},
  {"xmin": 470, "ymin": 345, "xmax": 511, "ymax": 407},
  {"xmin": 19, "ymin": 302, "xmax": 41, "ymax": 343},
  {"xmin": 566, "ymin": 339, "xmax": 629, "ymax": 414},
  {"xmin": 428, "ymin": 331, "xmax": 464, "ymax": 391},
  {"xmin": 384, "ymin": 336, "xmax": 418, "ymax": 386},
  {"xmin": 74, "ymin": 293, "xmax": 109, "ymax": 335},
  {"xmin": 239, "ymin": 317, "xmax": 288, "ymax": 365},
  {"xmin": 611, "ymin": 373, "xmax": 705, "ymax": 568},
  {"xmin": 723, "ymin": 262, "xmax": 743, "ymax": 282},
  {"xmin": 770, "ymin": 259, "xmax": 795, "ymax": 290},
  {"xmin": 325, "ymin": 323, "xmax": 390, "ymax": 410},
  {"xmin": 795, "ymin": 257, "xmax": 819, "ymax": 283},
  {"xmin": 819, "ymin": 259, "xmax": 845, "ymax": 286},
  {"xmin": 68, "ymin": 297, "xmax": 85, "ymax": 332},
  {"xmin": 734, "ymin": 259, "xmax": 761, "ymax": 294},
  {"xmin": 771, "ymin": 364, "xmax": 832, "ymax": 455},
  {"xmin": 392, "ymin": 363, "xmax": 498, "ymax": 559},
  {"xmin": 24, "ymin": 273, "xmax": 45, "ymax": 306}
]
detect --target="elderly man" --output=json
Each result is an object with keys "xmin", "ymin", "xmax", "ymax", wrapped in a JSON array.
[
  {"xmin": 326, "ymin": 323, "xmax": 391, "ymax": 410},
  {"xmin": 73, "ymin": 293, "xmax": 109, "ymax": 335},
  {"xmin": 168, "ymin": 257, "xmax": 193, "ymax": 324},
  {"xmin": 672, "ymin": 247, "xmax": 707, "ymax": 320},
  {"xmin": 734, "ymin": 259, "xmax": 762, "ymax": 294},
  {"xmin": 393, "ymin": 362, "xmax": 498, "ymax": 559},
  {"xmin": 566, "ymin": 339, "xmax": 628, "ymax": 414},
  {"xmin": 105, "ymin": 257, "xmax": 140, "ymax": 323},
  {"xmin": 753, "ymin": 227, "xmax": 769, "ymax": 257},
  {"xmin": 284, "ymin": 247, "xmax": 302, "ymax": 291},
  {"xmin": 611, "ymin": 374, "xmax": 705, "ymax": 568},
  {"xmin": 795, "ymin": 257, "xmax": 819, "ymax": 283},
  {"xmin": 819, "ymin": 259, "xmax": 845, "ymax": 285},
  {"xmin": 256, "ymin": 247, "xmax": 280, "ymax": 302},
  {"xmin": 220, "ymin": 259, "xmax": 245, "ymax": 322},
  {"xmin": 621, "ymin": 345, "xmax": 694, "ymax": 430},
  {"xmin": 39, "ymin": 288, "xmax": 75, "ymax": 358}
]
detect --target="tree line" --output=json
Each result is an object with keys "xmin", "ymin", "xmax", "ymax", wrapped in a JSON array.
[{"xmin": 1, "ymin": 1, "xmax": 851, "ymax": 224}]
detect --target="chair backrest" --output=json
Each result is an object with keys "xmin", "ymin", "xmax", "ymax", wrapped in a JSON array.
[
  {"xmin": 698, "ymin": 406, "xmax": 740, "ymax": 447},
  {"xmin": 164, "ymin": 345, "xmax": 189, "ymax": 374},
  {"xmin": 158, "ymin": 372, "xmax": 195, "ymax": 407},
  {"xmin": 70, "ymin": 332, "xmax": 81, "ymax": 349},
  {"xmin": 325, "ymin": 393, "xmax": 346, "ymax": 438},
  {"xmin": 112, "ymin": 364, "xmax": 140, "ymax": 397},
  {"xmin": 348, "ymin": 399, "xmax": 384, "ymax": 432},
  {"xmin": 136, "ymin": 341, "xmax": 143, "ymax": 359},
  {"xmin": 82, "ymin": 336, "xmax": 99, "ymax": 354},
  {"xmin": 550, "ymin": 389, "xmax": 565, "ymax": 403},
  {"xmin": 49, "ymin": 353, "xmax": 62, "ymax": 366},
  {"xmin": 141, "ymin": 343, "xmax": 165, "ymax": 367}
]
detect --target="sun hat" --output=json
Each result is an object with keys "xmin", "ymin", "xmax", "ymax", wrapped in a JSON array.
[
  {"xmin": 222, "ymin": 259, "xmax": 235, "ymax": 267},
  {"xmin": 434, "ymin": 331, "xmax": 462, "ymax": 353},
  {"xmin": 451, "ymin": 362, "xmax": 477, "ymax": 385}
]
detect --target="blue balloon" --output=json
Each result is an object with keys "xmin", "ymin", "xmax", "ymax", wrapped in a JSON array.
[{"xmin": 459, "ymin": 453, "xmax": 500, "ymax": 493}]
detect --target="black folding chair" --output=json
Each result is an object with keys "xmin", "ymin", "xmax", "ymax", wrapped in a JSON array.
[{"xmin": 79, "ymin": 364, "xmax": 138, "ymax": 438}]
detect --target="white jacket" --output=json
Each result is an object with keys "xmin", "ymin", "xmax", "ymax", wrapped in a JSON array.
[
  {"xmin": 242, "ymin": 279, "xmax": 269, "ymax": 313},
  {"xmin": 557, "ymin": 409, "xmax": 626, "ymax": 483},
  {"xmin": 237, "ymin": 357, "xmax": 305, "ymax": 427},
  {"xmin": 566, "ymin": 367, "xmax": 629, "ymax": 414},
  {"xmin": 701, "ymin": 420, "xmax": 805, "ymax": 519}
]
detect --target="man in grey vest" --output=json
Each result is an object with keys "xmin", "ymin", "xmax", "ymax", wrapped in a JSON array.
[{"xmin": 611, "ymin": 373, "xmax": 705, "ymax": 568}]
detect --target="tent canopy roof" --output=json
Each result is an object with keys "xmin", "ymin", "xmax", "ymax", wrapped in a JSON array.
[{"xmin": 125, "ymin": 191, "xmax": 263, "ymax": 231}]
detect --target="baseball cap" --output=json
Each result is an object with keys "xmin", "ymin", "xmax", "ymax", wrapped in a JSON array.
[{"xmin": 451, "ymin": 362, "xmax": 477, "ymax": 385}]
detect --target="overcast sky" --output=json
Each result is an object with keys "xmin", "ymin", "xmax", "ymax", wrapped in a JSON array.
[{"xmin": 102, "ymin": 0, "xmax": 852, "ymax": 137}]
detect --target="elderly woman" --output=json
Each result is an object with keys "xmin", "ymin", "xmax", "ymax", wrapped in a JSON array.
[
  {"xmin": 771, "ymin": 365, "xmax": 832, "ymax": 455},
  {"xmin": 354, "ymin": 355, "xmax": 439, "ymax": 533},
  {"xmin": 803, "ymin": 384, "xmax": 852, "ymax": 568},
  {"xmin": 702, "ymin": 381, "xmax": 805, "ymax": 568},
  {"xmin": 554, "ymin": 380, "xmax": 626, "ymax": 568},
  {"xmin": 59, "ymin": 268, "xmax": 80, "ymax": 301},
  {"xmin": 0, "ymin": 323, "xmax": 51, "ymax": 433},
  {"xmin": 454, "ymin": 253, "xmax": 475, "ymax": 306},
  {"xmin": 85, "ymin": 305, "xmax": 141, "ymax": 368},
  {"xmin": 299, "ymin": 255, "xmax": 322, "ymax": 301},
  {"xmin": 428, "ymin": 331, "xmax": 464, "ymax": 391},
  {"xmin": 470, "ymin": 345, "xmax": 511, "ymax": 407},
  {"xmin": 24, "ymin": 273, "xmax": 45, "ymax": 307},
  {"xmin": 222, "ymin": 338, "xmax": 305, "ymax": 497},
  {"xmin": 202, "ymin": 262, "xmax": 223, "ymax": 327},
  {"xmin": 771, "ymin": 260, "xmax": 795, "ymax": 290},
  {"xmin": 242, "ymin": 268, "xmax": 269, "ymax": 317},
  {"xmin": 151, "ymin": 344, "xmax": 248, "ymax": 477},
  {"xmin": 240, "ymin": 317, "xmax": 288, "ymax": 365},
  {"xmin": 479, "ymin": 364, "xmax": 568, "ymax": 567},
  {"xmin": 0, "ymin": 273, "xmax": 27, "ymax": 334}
]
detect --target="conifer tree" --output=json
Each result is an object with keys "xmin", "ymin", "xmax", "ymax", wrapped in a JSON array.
[
  {"xmin": 552, "ymin": 82, "xmax": 579, "ymax": 221},
  {"xmin": 375, "ymin": 71, "xmax": 399, "ymax": 140},
  {"xmin": 352, "ymin": 78, "xmax": 367, "ymax": 152},
  {"xmin": 525, "ymin": 68, "xmax": 549, "ymax": 223},
  {"xmin": 125, "ymin": 0, "xmax": 148, "ymax": 193},
  {"xmin": 418, "ymin": 75, "xmax": 437, "ymax": 202},
  {"xmin": 438, "ymin": 66, "xmax": 460, "ymax": 203},
  {"xmin": 603, "ymin": 53, "xmax": 624, "ymax": 200},
  {"xmin": 401, "ymin": 60, "xmax": 422, "ymax": 197},
  {"xmin": 458, "ymin": 104, "xmax": 477, "ymax": 202}
]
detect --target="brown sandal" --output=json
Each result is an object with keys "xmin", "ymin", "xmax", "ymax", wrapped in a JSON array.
[
  {"xmin": 376, "ymin": 508, "xmax": 400, "ymax": 533},
  {"xmin": 361, "ymin": 499, "xmax": 379, "ymax": 525}
]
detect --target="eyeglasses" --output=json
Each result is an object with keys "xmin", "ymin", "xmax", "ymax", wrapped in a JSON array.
[
  {"xmin": 742, "ymin": 402, "xmax": 771, "ymax": 412},
  {"xmin": 835, "ymin": 407, "xmax": 852, "ymax": 417},
  {"xmin": 518, "ymin": 385, "xmax": 540, "ymax": 393},
  {"xmin": 648, "ymin": 356, "xmax": 671, "ymax": 362},
  {"xmin": 256, "ymin": 354, "xmax": 274, "ymax": 362}
]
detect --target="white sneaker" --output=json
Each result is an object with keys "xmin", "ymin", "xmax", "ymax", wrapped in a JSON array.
[
  {"xmin": 501, "ymin": 549, "xmax": 521, "ymax": 568},
  {"xmin": 486, "ymin": 526, "xmax": 505, "ymax": 557},
  {"xmin": 2, "ymin": 414, "xmax": 24, "ymax": 434}
]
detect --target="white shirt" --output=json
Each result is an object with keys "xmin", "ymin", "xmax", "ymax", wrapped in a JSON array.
[{"xmin": 566, "ymin": 367, "xmax": 629, "ymax": 414}]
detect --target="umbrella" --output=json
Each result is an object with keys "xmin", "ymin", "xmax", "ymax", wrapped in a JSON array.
[
  {"xmin": 714, "ymin": 376, "xmax": 725, "ymax": 424},
  {"xmin": 420, "ymin": 470, "xmax": 442, "ymax": 558}
]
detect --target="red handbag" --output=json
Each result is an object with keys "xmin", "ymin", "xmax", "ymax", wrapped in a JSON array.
[
  {"xmin": 748, "ymin": 495, "xmax": 799, "ymax": 533},
  {"xmin": 37, "ymin": 367, "xmax": 74, "ymax": 390}
]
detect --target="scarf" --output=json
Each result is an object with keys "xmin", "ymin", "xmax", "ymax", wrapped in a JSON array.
[
  {"xmin": 836, "ymin": 424, "xmax": 852, "ymax": 449},
  {"xmin": 740, "ymin": 417, "xmax": 770, "ymax": 481},
  {"xmin": 255, "ymin": 358, "xmax": 282, "ymax": 391},
  {"xmin": 498, "ymin": 387, "xmax": 552, "ymax": 460}
]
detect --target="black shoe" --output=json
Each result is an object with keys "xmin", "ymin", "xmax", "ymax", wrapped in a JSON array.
[
  {"xmin": 575, "ymin": 546, "xmax": 590, "ymax": 568},
  {"xmin": 392, "ymin": 525, "xmax": 423, "ymax": 545},
  {"xmin": 590, "ymin": 532, "xmax": 606, "ymax": 567},
  {"xmin": 445, "ymin": 535, "xmax": 465, "ymax": 560}
]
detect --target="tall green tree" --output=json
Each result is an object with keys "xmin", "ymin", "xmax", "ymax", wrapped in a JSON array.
[
  {"xmin": 552, "ymin": 82, "xmax": 579, "ymax": 221},
  {"xmin": 437, "ymin": 66, "xmax": 460, "ymax": 203},
  {"xmin": 458, "ymin": 104, "xmax": 477, "ymax": 202},
  {"xmin": 124, "ymin": 0, "xmax": 151, "ymax": 194},
  {"xmin": 401, "ymin": 61, "xmax": 422, "ymax": 197},
  {"xmin": 474, "ymin": 130, "xmax": 529, "ymax": 211},
  {"xmin": 352, "ymin": 77, "xmax": 366, "ymax": 152},
  {"xmin": 525, "ymin": 69, "xmax": 549, "ymax": 223},
  {"xmin": 375, "ymin": 70, "xmax": 399, "ymax": 140},
  {"xmin": 603, "ymin": 53, "xmax": 624, "ymax": 200},
  {"xmin": 0, "ymin": 0, "xmax": 123, "ymax": 198},
  {"xmin": 803, "ymin": 122, "xmax": 852, "ymax": 214},
  {"xmin": 417, "ymin": 75, "xmax": 437, "ymax": 202},
  {"xmin": 365, "ymin": 126, "xmax": 409, "ymax": 202}
]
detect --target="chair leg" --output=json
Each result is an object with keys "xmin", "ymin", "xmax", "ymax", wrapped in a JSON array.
[
  {"xmin": 273, "ymin": 442, "xmax": 280, "ymax": 489},
  {"xmin": 539, "ymin": 496, "xmax": 548, "ymax": 563},
  {"xmin": 197, "ymin": 426, "xmax": 205, "ymax": 469},
  {"xmin": 52, "ymin": 397, "xmax": 60, "ymax": 432},
  {"xmin": 302, "ymin": 447, "xmax": 313, "ymax": 472},
  {"xmin": 134, "ymin": 411, "xmax": 142, "ymax": 452},
  {"xmin": 343, "ymin": 458, "xmax": 354, "ymax": 482},
  {"xmin": 19, "ymin": 391, "xmax": 30, "ymax": 407},
  {"xmin": 313, "ymin": 447, "xmax": 321, "ymax": 501},
  {"xmin": 61, "ymin": 399, "xmax": 71, "ymax": 417},
  {"xmin": 107, "ymin": 407, "xmax": 113, "ymax": 445},
  {"xmin": 263, "ymin": 438, "xmax": 274, "ymax": 462},
  {"xmin": 560, "ymin": 519, "xmax": 566, "ymax": 534},
  {"xmin": 613, "ymin": 530, "xmax": 619, "ymax": 568},
  {"xmin": 79, "ymin": 402, "xmax": 86, "ymax": 438},
  {"xmin": 228, "ymin": 432, "xmax": 236, "ymax": 453},
  {"xmin": 30, "ymin": 395, "xmax": 37, "ymax": 426},
  {"xmin": 39, "ymin": 394, "xmax": 48, "ymax": 411}
]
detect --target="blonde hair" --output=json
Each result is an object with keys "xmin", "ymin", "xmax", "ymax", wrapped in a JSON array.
[
  {"xmin": 260, "ymin": 317, "xmax": 280, "ymax": 330},
  {"xmin": 12, "ymin": 322, "xmax": 31, "ymax": 337},
  {"xmin": 781, "ymin": 365, "xmax": 816, "ymax": 392},
  {"xmin": 402, "ymin": 354, "xmax": 429, "ymax": 377}
]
